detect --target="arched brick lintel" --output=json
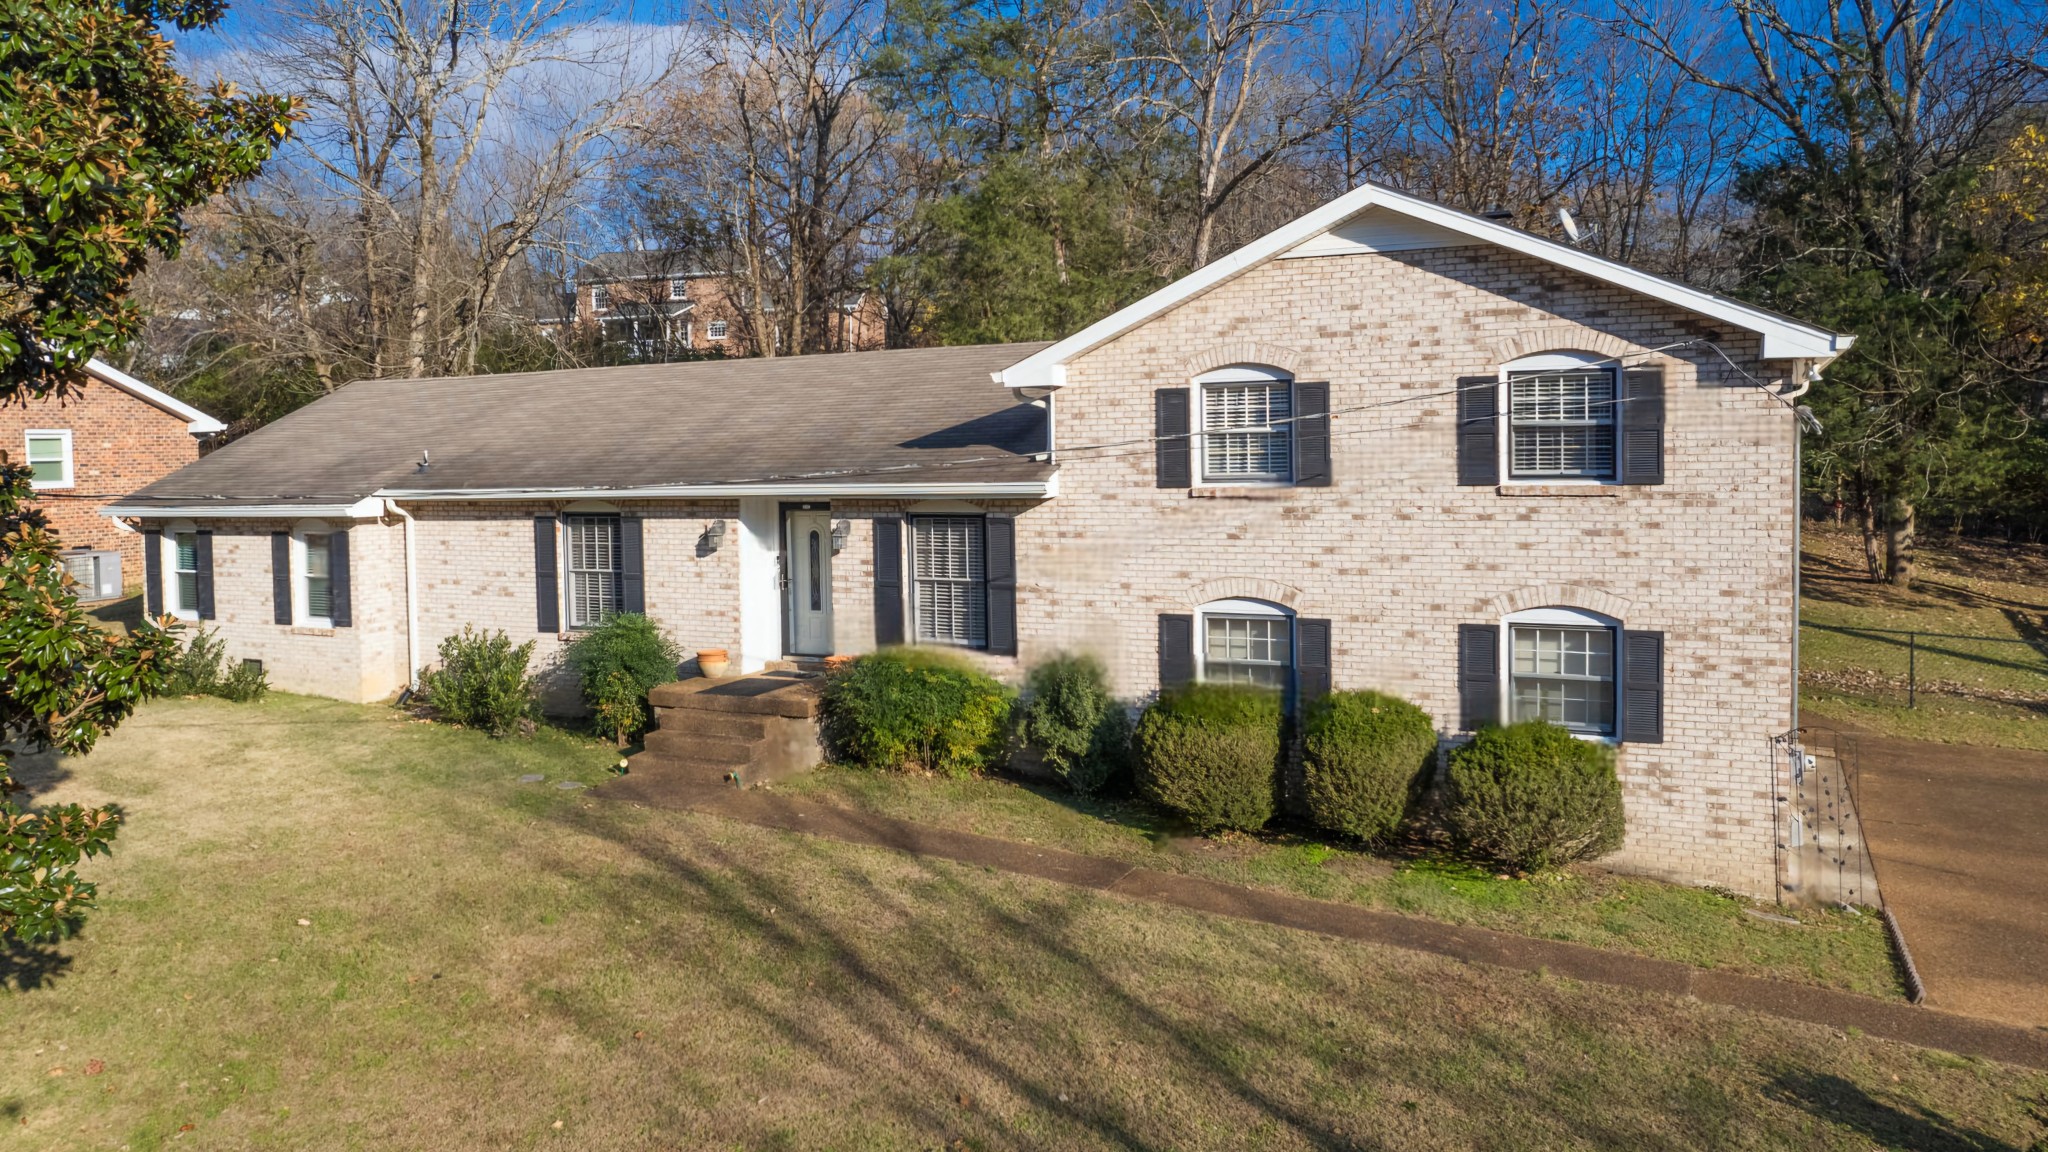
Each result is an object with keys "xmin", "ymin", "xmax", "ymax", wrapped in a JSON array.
[
  {"xmin": 1186, "ymin": 576, "xmax": 1304, "ymax": 610},
  {"xmin": 1482, "ymin": 583, "xmax": 1635, "ymax": 621},
  {"xmin": 1179, "ymin": 341, "xmax": 1311, "ymax": 380}
]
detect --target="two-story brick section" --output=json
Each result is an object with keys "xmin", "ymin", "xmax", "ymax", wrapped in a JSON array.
[
  {"xmin": 536, "ymin": 250, "xmax": 887, "ymax": 359},
  {"xmin": 3, "ymin": 359, "xmax": 224, "ymax": 597},
  {"xmin": 109, "ymin": 184, "xmax": 1851, "ymax": 895}
]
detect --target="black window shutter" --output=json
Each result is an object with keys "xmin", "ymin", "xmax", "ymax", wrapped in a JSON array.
[
  {"xmin": 1155, "ymin": 388, "xmax": 1192, "ymax": 488},
  {"xmin": 143, "ymin": 529, "xmax": 163, "ymax": 617},
  {"xmin": 1296, "ymin": 618, "xmax": 1332, "ymax": 706},
  {"xmin": 1158, "ymin": 613, "xmax": 1195, "ymax": 690},
  {"xmin": 1294, "ymin": 382, "xmax": 1331, "ymax": 486},
  {"xmin": 1621, "ymin": 630, "xmax": 1664, "ymax": 743},
  {"xmin": 873, "ymin": 516, "xmax": 905, "ymax": 646},
  {"xmin": 1620, "ymin": 366, "xmax": 1666, "ymax": 485},
  {"xmin": 985, "ymin": 514, "xmax": 1017, "ymax": 655},
  {"xmin": 1457, "ymin": 623, "xmax": 1500, "ymax": 730},
  {"xmin": 329, "ymin": 529, "xmax": 352, "ymax": 628},
  {"xmin": 534, "ymin": 516, "xmax": 559, "ymax": 633},
  {"xmin": 1456, "ymin": 375, "xmax": 1499, "ymax": 486},
  {"xmin": 271, "ymin": 532, "xmax": 292, "ymax": 625},
  {"xmin": 194, "ymin": 530, "xmax": 216, "ymax": 620},
  {"xmin": 618, "ymin": 515, "xmax": 645, "ymax": 614}
]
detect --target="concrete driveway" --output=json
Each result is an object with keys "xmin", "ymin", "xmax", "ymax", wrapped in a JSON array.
[{"xmin": 1834, "ymin": 723, "xmax": 2048, "ymax": 1029}]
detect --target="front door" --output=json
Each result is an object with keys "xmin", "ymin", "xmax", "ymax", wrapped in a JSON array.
[{"xmin": 785, "ymin": 509, "xmax": 833, "ymax": 655}]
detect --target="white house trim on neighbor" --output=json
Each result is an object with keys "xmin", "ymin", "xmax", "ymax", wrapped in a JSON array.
[
  {"xmin": 994, "ymin": 181, "xmax": 1856, "ymax": 395},
  {"xmin": 84, "ymin": 359, "xmax": 230, "ymax": 436}
]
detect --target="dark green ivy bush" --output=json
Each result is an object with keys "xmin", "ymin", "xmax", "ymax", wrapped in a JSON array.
[
  {"xmin": 1442, "ymin": 720, "xmax": 1626, "ymax": 872},
  {"xmin": 163, "ymin": 627, "xmax": 269, "ymax": 702},
  {"xmin": 1302, "ymin": 690, "xmax": 1436, "ymax": 842},
  {"xmin": 418, "ymin": 626, "xmax": 537, "ymax": 738},
  {"xmin": 1018, "ymin": 653, "xmax": 1131, "ymax": 794},
  {"xmin": 564, "ymin": 613, "xmax": 682, "ymax": 745},
  {"xmin": 1133, "ymin": 684, "xmax": 1283, "ymax": 832},
  {"xmin": 822, "ymin": 648, "xmax": 1012, "ymax": 778}
]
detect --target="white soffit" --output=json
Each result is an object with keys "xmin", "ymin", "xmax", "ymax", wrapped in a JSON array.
[
  {"xmin": 993, "ymin": 182, "xmax": 1854, "ymax": 392},
  {"xmin": 1280, "ymin": 206, "xmax": 1480, "ymax": 258}
]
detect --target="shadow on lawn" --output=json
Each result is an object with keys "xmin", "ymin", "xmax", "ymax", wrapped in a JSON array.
[
  {"xmin": 1767, "ymin": 1070, "xmax": 2045, "ymax": 1152},
  {"xmin": 0, "ymin": 937, "xmax": 74, "ymax": 992}
]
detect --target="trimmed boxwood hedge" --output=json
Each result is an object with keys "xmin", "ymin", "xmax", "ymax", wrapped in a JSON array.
[
  {"xmin": 1302, "ymin": 690, "xmax": 1436, "ymax": 842},
  {"xmin": 1133, "ymin": 684, "xmax": 1283, "ymax": 831},
  {"xmin": 1443, "ymin": 720, "xmax": 1625, "ymax": 871},
  {"xmin": 1018, "ymin": 653, "xmax": 1131, "ymax": 794},
  {"xmin": 821, "ymin": 648, "xmax": 1012, "ymax": 778}
]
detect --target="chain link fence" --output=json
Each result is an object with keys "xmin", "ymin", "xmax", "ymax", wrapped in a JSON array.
[{"xmin": 1802, "ymin": 624, "xmax": 2048, "ymax": 710}]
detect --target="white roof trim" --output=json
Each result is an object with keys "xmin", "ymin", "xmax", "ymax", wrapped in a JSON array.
[
  {"xmin": 84, "ymin": 359, "xmax": 228, "ymax": 436},
  {"xmin": 994, "ymin": 182, "xmax": 1854, "ymax": 391},
  {"xmin": 102, "ymin": 497, "xmax": 386, "ymax": 520},
  {"xmin": 372, "ymin": 478, "xmax": 1057, "ymax": 501}
]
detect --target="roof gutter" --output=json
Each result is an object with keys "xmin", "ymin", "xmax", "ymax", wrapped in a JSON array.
[
  {"xmin": 372, "ymin": 478, "xmax": 1059, "ymax": 500},
  {"xmin": 101, "ymin": 497, "xmax": 388, "ymax": 520}
]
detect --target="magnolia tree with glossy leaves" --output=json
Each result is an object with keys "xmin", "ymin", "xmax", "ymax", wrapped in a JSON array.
[{"xmin": 0, "ymin": 0, "xmax": 290, "ymax": 941}]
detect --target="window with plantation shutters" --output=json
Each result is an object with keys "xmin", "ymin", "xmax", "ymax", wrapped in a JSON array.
[
  {"xmin": 1509, "ymin": 367, "xmax": 1616, "ymax": 479},
  {"xmin": 911, "ymin": 516, "xmax": 988, "ymax": 648},
  {"xmin": 565, "ymin": 514, "xmax": 621, "ymax": 629},
  {"xmin": 1202, "ymin": 380, "xmax": 1293, "ymax": 481}
]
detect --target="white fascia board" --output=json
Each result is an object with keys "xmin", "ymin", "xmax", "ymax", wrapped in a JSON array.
[
  {"xmin": 101, "ymin": 496, "xmax": 386, "ymax": 521},
  {"xmin": 993, "ymin": 183, "xmax": 1852, "ymax": 390},
  {"xmin": 372, "ymin": 478, "xmax": 1057, "ymax": 501},
  {"xmin": 84, "ymin": 359, "xmax": 228, "ymax": 435}
]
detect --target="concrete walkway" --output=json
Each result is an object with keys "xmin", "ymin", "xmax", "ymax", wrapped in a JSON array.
[
  {"xmin": 604, "ymin": 773, "xmax": 2048, "ymax": 1071},
  {"xmin": 1835, "ymin": 722, "xmax": 2048, "ymax": 1030}
]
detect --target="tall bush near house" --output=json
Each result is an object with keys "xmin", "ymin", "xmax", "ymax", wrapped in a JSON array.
[
  {"xmin": 1443, "ymin": 720, "xmax": 1626, "ymax": 872},
  {"xmin": 1302, "ymin": 691, "xmax": 1436, "ymax": 843},
  {"xmin": 564, "ymin": 614, "xmax": 682, "ymax": 745},
  {"xmin": 164, "ymin": 628, "xmax": 270, "ymax": 702},
  {"xmin": 1133, "ymin": 685, "xmax": 1283, "ymax": 832},
  {"xmin": 418, "ymin": 627, "xmax": 537, "ymax": 738},
  {"xmin": 821, "ymin": 649, "xmax": 1012, "ymax": 778},
  {"xmin": 1018, "ymin": 654, "xmax": 1131, "ymax": 794}
]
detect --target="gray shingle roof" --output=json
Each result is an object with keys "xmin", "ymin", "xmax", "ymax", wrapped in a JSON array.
[{"xmin": 120, "ymin": 343, "xmax": 1055, "ymax": 506}]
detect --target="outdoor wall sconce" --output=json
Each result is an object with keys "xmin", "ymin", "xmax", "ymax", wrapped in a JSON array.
[
  {"xmin": 830, "ymin": 519, "xmax": 851, "ymax": 554},
  {"xmin": 700, "ymin": 520, "xmax": 728, "ymax": 553}
]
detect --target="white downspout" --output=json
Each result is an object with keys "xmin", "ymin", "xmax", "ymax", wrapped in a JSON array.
[{"xmin": 384, "ymin": 499, "xmax": 420, "ymax": 690}]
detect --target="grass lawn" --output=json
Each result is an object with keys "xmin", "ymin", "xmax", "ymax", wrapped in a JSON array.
[
  {"xmin": 772, "ymin": 767, "xmax": 1904, "ymax": 999},
  {"xmin": 1801, "ymin": 525, "xmax": 2048, "ymax": 750},
  {"xmin": 5, "ymin": 696, "xmax": 2046, "ymax": 1150}
]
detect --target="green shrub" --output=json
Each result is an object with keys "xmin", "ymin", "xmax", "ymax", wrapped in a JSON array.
[
  {"xmin": 564, "ymin": 613, "xmax": 682, "ymax": 745},
  {"xmin": 1133, "ymin": 684, "xmax": 1283, "ymax": 832},
  {"xmin": 1442, "ymin": 720, "xmax": 1626, "ymax": 872},
  {"xmin": 1302, "ymin": 690, "xmax": 1437, "ymax": 842},
  {"xmin": 1018, "ymin": 653, "xmax": 1131, "ymax": 794},
  {"xmin": 418, "ymin": 626, "xmax": 537, "ymax": 737},
  {"xmin": 822, "ymin": 648, "xmax": 1012, "ymax": 777},
  {"xmin": 163, "ymin": 628, "xmax": 269, "ymax": 702}
]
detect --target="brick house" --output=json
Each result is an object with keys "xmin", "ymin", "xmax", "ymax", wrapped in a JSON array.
[
  {"xmin": 2, "ymin": 359, "xmax": 223, "ymax": 597},
  {"xmin": 109, "ymin": 183, "xmax": 1850, "ymax": 895},
  {"xmin": 538, "ymin": 250, "xmax": 886, "ymax": 358}
]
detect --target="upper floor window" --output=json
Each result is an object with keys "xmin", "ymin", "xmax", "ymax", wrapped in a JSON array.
[
  {"xmin": 565, "ymin": 514, "xmax": 621, "ymax": 628},
  {"xmin": 911, "ymin": 515, "xmax": 987, "ymax": 648},
  {"xmin": 1507, "ymin": 608, "xmax": 1616, "ymax": 735},
  {"xmin": 707, "ymin": 320, "xmax": 729, "ymax": 341},
  {"xmin": 1506, "ymin": 352, "xmax": 1616, "ymax": 480},
  {"xmin": 25, "ymin": 430, "xmax": 72, "ymax": 489},
  {"xmin": 1198, "ymin": 366, "xmax": 1292, "ymax": 482},
  {"xmin": 1198, "ymin": 599, "xmax": 1293, "ymax": 690},
  {"xmin": 590, "ymin": 284, "xmax": 611, "ymax": 313},
  {"xmin": 669, "ymin": 277, "xmax": 688, "ymax": 300}
]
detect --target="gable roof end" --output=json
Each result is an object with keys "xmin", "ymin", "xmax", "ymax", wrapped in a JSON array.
[
  {"xmin": 84, "ymin": 359, "xmax": 227, "ymax": 436},
  {"xmin": 993, "ymin": 182, "xmax": 1854, "ymax": 393}
]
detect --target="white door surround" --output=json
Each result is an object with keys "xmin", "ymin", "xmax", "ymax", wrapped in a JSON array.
[{"xmin": 784, "ymin": 506, "xmax": 834, "ymax": 656}]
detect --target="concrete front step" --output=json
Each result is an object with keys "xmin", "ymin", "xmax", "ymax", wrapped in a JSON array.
[
  {"xmin": 648, "ymin": 674, "xmax": 820, "ymax": 719},
  {"xmin": 623, "ymin": 749, "xmax": 807, "ymax": 789},
  {"xmin": 643, "ymin": 729, "xmax": 757, "ymax": 766},
  {"xmin": 648, "ymin": 708, "xmax": 767, "ymax": 742}
]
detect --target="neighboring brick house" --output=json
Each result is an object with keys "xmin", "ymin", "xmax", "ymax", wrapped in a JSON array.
[
  {"xmin": 109, "ymin": 183, "xmax": 1851, "ymax": 897},
  {"xmin": 2, "ymin": 359, "xmax": 223, "ymax": 597},
  {"xmin": 538, "ymin": 251, "xmax": 886, "ymax": 358}
]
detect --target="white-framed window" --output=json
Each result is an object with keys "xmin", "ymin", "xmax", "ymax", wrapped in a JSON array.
[
  {"xmin": 911, "ymin": 515, "xmax": 987, "ymax": 648},
  {"xmin": 293, "ymin": 521, "xmax": 334, "ymax": 627},
  {"xmin": 1506, "ymin": 607, "xmax": 1617, "ymax": 736},
  {"xmin": 1197, "ymin": 366, "xmax": 1292, "ymax": 482},
  {"xmin": 670, "ymin": 277, "xmax": 688, "ymax": 300},
  {"xmin": 164, "ymin": 520, "xmax": 200, "ymax": 620},
  {"xmin": 565, "ymin": 513, "xmax": 621, "ymax": 629},
  {"xmin": 590, "ymin": 284, "xmax": 610, "ymax": 314},
  {"xmin": 707, "ymin": 320, "xmax": 729, "ymax": 341},
  {"xmin": 1505, "ymin": 351, "xmax": 1616, "ymax": 480},
  {"xmin": 1197, "ymin": 598, "xmax": 1293, "ymax": 690},
  {"xmin": 24, "ymin": 429, "xmax": 72, "ymax": 489}
]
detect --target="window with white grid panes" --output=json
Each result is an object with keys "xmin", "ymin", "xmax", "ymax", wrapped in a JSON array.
[
  {"xmin": 1509, "ymin": 624, "xmax": 1616, "ymax": 734},
  {"xmin": 1508, "ymin": 367, "xmax": 1616, "ymax": 479},
  {"xmin": 1202, "ymin": 614, "xmax": 1292, "ymax": 689},
  {"xmin": 1201, "ymin": 382, "xmax": 1292, "ymax": 481},
  {"xmin": 911, "ymin": 516, "xmax": 987, "ymax": 648},
  {"xmin": 565, "ymin": 515, "xmax": 621, "ymax": 629}
]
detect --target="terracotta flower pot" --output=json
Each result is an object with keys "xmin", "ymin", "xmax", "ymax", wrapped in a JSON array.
[
  {"xmin": 696, "ymin": 649, "xmax": 730, "ymax": 679},
  {"xmin": 822, "ymin": 654, "xmax": 856, "ymax": 676}
]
